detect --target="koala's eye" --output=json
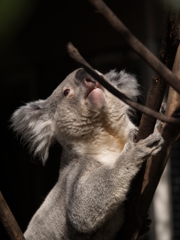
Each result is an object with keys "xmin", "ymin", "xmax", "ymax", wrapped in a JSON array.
[{"xmin": 64, "ymin": 89, "xmax": 70, "ymax": 96}]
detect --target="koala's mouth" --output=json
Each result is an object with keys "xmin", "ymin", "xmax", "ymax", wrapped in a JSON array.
[
  {"xmin": 84, "ymin": 78, "xmax": 105, "ymax": 108},
  {"xmin": 84, "ymin": 78, "xmax": 104, "ymax": 97}
]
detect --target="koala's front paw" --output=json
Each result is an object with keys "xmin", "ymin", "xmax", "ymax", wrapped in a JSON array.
[
  {"xmin": 136, "ymin": 133, "xmax": 164, "ymax": 160},
  {"xmin": 124, "ymin": 130, "xmax": 164, "ymax": 168}
]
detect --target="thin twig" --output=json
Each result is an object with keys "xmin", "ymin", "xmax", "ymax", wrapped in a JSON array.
[
  {"xmin": 88, "ymin": 0, "xmax": 180, "ymax": 94},
  {"xmin": 67, "ymin": 42, "xmax": 180, "ymax": 126},
  {"xmin": 0, "ymin": 191, "xmax": 25, "ymax": 240}
]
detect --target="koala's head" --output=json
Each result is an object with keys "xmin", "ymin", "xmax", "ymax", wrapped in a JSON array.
[{"xmin": 11, "ymin": 68, "xmax": 139, "ymax": 164}]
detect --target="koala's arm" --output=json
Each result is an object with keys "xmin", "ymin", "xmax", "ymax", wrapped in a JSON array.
[{"xmin": 66, "ymin": 131, "xmax": 163, "ymax": 233}]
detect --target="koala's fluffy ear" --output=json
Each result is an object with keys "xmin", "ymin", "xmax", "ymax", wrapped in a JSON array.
[
  {"xmin": 11, "ymin": 100, "xmax": 55, "ymax": 165},
  {"xmin": 105, "ymin": 70, "xmax": 140, "ymax": 101}
]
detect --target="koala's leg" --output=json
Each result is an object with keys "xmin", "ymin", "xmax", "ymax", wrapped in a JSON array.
[{"xmin": 67, "ymin": 130, "xmax": 164, "ymax": 234}]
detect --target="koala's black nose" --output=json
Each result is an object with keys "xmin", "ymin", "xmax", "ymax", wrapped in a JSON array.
[{"xmin": 75, "ymin": 69, "xmax": 95, "ymax": 83}]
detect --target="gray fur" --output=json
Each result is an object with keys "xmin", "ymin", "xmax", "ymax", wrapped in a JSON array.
[
  {"xmin": 11, "ymin": 68, "xmax": 163, "ymax": 239},
  {"xmin": 11, "ymin": 100, "xmax": 55, "ymax": 164},
  {"xmin": 105, "ymin": 70, "xmax": 140, "ymax": 101}
]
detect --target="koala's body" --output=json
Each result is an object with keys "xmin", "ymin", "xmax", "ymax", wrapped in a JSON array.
[{"xmin": 12, "ymin": 69, "xmax": 163, "ymax": 240}]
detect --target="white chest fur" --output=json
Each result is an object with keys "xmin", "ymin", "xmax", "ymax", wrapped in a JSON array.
[{"xmin": 76, "ymin": 132, "xmax": 126, "ymax": 167}]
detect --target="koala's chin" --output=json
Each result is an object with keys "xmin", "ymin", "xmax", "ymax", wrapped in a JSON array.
[{"xmin": 86, "ymin": 87, "xmax": 106, "ymax": 109}]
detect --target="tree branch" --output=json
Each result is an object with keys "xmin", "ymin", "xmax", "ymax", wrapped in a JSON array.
[
  {"xmin": 119, "ymin": 3, "xmax": 180, "ymax": 239},
  {"xmin": 139, "ymin": 41, "xmax": 180, "ymax": 237},
  {"xmin": 67, "ymin": 42, "xmax": 180, "ymax": 126},
  {"xmin": 140, "ymin": 0, "xmax": 180, "ymax": 219},
  {"xmin": 88, "ymin": 0, "xmax": 180, "ymax": 95},
  {"xmin": 0, "ymin": 191, "xmax": 25, "ymax": 240}
]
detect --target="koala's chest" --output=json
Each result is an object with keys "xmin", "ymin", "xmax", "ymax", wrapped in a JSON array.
[
  {"xmin": 79, "ymin": 134, "xmax": 126, "ymax": 167},
  {"xmin": 95, "ymin": 150, "xmax": 122, "ymax": 166}
]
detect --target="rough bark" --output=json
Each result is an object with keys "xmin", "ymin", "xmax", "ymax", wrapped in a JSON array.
[
  {"xmin": 139, "ymin": 42, "xmax": 180, "ymax": 236},
  {"xmin": 119, "ymin": 4, "xmax": 180, "ymax": 239}
]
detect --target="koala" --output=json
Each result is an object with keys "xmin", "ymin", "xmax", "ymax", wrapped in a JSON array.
[{"xmin": 11, "ymin": 68, "xmax": 163, "ymax": 240}]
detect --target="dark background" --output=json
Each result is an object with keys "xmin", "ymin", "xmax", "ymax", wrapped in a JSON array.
[{"xmin": 1, "ymin": 0, "xmax": 179, "ymax": 239}]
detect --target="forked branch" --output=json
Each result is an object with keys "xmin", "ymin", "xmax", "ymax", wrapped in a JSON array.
[
  {"xmin": 88, "ymin": 0, "xmax": 180, "ymax": 94},
  {"xmin": 120, "ymin": 3, "xmax": 180, "ymax": 239},
  {"xmin": 67, "ymin": 42, "xmax": 180, "ymax": 126}
]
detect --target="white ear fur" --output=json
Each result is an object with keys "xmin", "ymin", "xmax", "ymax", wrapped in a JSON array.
[
  {"xmin": 105, "ymin": 70, "xmax": 140, "ymax": 101},
  {"xmin": 105, "ymin": 70, "xmax": 140, "ymax": 116},
  {"xmin": 11, "ymin": 100, "xmax": 55, "ymax": 165}
]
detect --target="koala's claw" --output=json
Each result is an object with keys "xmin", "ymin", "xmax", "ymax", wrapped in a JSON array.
[
  {"xmin": 151, "ymin": 135, "xmax": 164, "ymax": 155},
  {"xmin": 146, "ymin": 133, "xmax": 164, "ymax": 155}
]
